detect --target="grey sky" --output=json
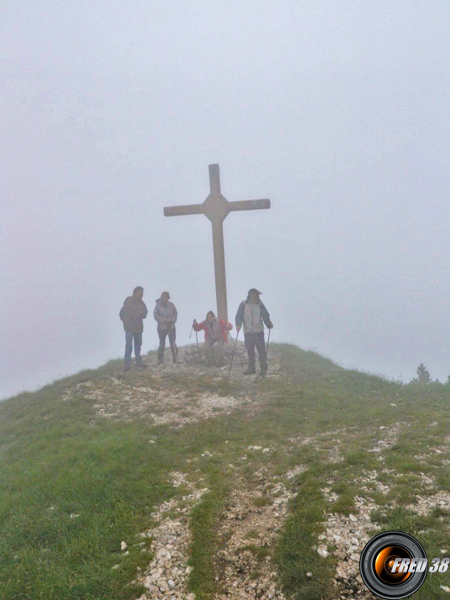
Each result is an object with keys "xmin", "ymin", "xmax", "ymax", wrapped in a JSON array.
[{"xmin": 2, "ymin": 1, "xmax": 450, "ymax": 398}]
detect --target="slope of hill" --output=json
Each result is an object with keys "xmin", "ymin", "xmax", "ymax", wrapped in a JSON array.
[{"xmin": 1, "ymin": 343, "xmax": 450, "ymax": 600}]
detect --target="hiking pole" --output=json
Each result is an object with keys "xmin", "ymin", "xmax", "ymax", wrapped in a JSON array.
[
  {"xmin": 266, "ymin": 328, "xmax": 271, "ymax": 357},
  {"xmin": 195, "ymin": 331, "xmax": 201, "ymax": 364},
  {"xmin": 227, "ymin": 329, "xmax": 240, "ymax": 379},
  {"xmin": 189, "ymin": 325, "xmax": 193, "ymax": 339},
  {"xmin": 191, "ymin": 320, "xmax": 201, "ymax": 364},
  {"xmin": 169, "ymin": 327, "xmax": 179, "ymax": 367},
  {"xmin": 228, "ymin": 330, "xmax": 245, "ymax": 365}
]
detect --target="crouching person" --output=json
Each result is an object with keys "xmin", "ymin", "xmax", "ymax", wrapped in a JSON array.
[
  {"xmin": 154, "ymin": 291, "xmax": 178, "ymax": 365},
  {"xmin": 193, "ymin": 311, "xmax": 233, "ymax": 367},
  {"xmin": 119, "ymin": 286, "xmax": 148, "ymax": 371},
  {"xmin": 235, "ymin": 288, "xmax": 273, "ymax": 376}
]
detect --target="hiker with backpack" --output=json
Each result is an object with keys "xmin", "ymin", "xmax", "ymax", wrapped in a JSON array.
[
  {"xmin": 235, "ymin": 288, "xmax": 273, "ymax": 376},
  {"xmin": 119, "ymin": 286, "xmax": 148, "ymax": 371},
  {"xmin": 193, "ymin": 311, "xmax": 233, "ymax": 367},
  {"xmin": 154, "ymin": 291, "xmax": 178, "ymax": 365}
]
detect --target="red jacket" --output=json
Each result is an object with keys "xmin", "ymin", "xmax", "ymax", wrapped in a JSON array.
[{"xmin": 193, "ymin": 318, "xmax": 233, "ymax": 343}]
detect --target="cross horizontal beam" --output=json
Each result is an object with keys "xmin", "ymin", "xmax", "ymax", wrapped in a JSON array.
[
  {"xmin": 163, "ymin": 198, "xmax": 270, "ymax": 218},
  {"xmin": 164, "ymin": 204, "xmax": 203, "ymax": 217},
  {"xmin": 228, "ymin": 199, "xmax": 270, "ymax": 212}
]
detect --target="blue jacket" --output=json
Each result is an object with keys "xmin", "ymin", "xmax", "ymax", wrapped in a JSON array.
[{"xmin": 235, "ymin": 299, "xmax": 271, "ymax": 330}]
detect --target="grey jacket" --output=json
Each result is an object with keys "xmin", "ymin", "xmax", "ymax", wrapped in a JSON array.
[
  {"xmin": 235, "ymin": 299, "xmax": 271, "ymax": 333},
  {"xmin": 119, "ymin": 297, "xmax": 148, "ymax": 334},
  {"xmin": 153, "ymin": 299, "xmax": 178, "ymax": 331}
]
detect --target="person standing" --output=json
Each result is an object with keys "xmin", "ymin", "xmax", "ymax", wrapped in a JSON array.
[
  {"xmin": 154, "ymin": 291, "xmax": 178, "ymax": 365},
  {"xmin": 235, "ymin": 288, "xmax": 273, "ymax": 376},
  {"xmin": 119, "ymin": 286, "xmax": 148, "ymax": 371},
  {"xmin": 193, "ymin": 311, "xmax": 233, "ymax": 367}
]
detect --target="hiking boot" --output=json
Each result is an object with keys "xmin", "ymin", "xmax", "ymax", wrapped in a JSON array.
[
  {"xmin": 243, "ymin": 368, "xmax": 256, "ymax": 375},
  {"xmin": 124, "ymin": 364, "xmax": 131, "ymax": 372},
  {"xmin": 260, "ymin": 365, "xmax": 268, "ymax": 377},
  {"xmin": 136, "ymin": 363, "xmax": 147, "ymax": 369}
]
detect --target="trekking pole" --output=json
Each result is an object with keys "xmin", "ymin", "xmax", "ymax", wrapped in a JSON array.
[
  {"xmin": 195, "ymin": 331, "xmax": 201, "ymax": 364},
  {"xmin": 191, "ymin": 320, "xmax": 202, "ymax": 364},
  {"xmin": 266, "ymin": 328, "xmax": 271, "ymax": 357},
  {"xmin": 228, "ymin": 330, "xmax": 244, "ymax": 365},
  {"xmin": 189, "ymin": 325, "xmax": 193, "ymax": 339},
  {"xmin": 169, "ymin": 327, "xmax": 179, "ymax": 367},
  {"xmin": 227, "ymin": 329, "xmax": 240, "ymax": 379}
]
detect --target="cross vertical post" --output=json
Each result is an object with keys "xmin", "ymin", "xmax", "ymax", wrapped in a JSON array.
[
  {"xmin": 206, "ymin": 164, "xmax": 228, "ymax": 321},
  {"xmin": 211, "ymin": 219, "xmax": 228, "ymax": 321}
]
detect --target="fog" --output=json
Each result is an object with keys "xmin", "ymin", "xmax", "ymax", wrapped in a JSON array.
[{"xmin": 2, "ymin": 1, "xmax": 450, "ymax": 399}]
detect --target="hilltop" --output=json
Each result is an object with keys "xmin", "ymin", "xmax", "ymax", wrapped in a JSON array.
[{"xmin": 1, "ymin": 343, "xmax": 450, "ymax": 600}]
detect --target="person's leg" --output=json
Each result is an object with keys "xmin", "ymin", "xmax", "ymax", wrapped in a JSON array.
[
  {"xmin": 134, "ymin": 333, "xmax": 145, "ymax": 366},
  {"xmin": 255, "ymin": 331, "xmax": 267, "ymax": 374},
  {"xmin": 168, "ymin": 329, "xmax": 178, "ymax": 363},
  {"xmin": 215, "ymin": 339, "xmax": 225, "ymax": 365},
  {"xmin": 204, "ymin": 340, "xmax": 214, "ymax": 365},
  {"xmin": 124, "ymin": 331, "xmax": 133, "ymax": 369},
  {"xmin": 158, "ymin": 329, "xmax": 166, "ymax": 364},
  {"xmin": 244, "ymin": 333, "xmax": 256, "ymax": 374}
]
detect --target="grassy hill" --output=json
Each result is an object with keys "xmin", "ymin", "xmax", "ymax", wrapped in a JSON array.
[{"xmin": 1, "ymin": 343, "xmax": 450, "ymax": 600}]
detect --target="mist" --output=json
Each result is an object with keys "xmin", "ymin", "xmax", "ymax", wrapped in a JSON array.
[{"xmin": 2, "ymin": 1, "xmax": 450, "ymax": 399}]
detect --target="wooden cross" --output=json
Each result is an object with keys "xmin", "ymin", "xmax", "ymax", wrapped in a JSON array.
[{"xmin": 164, "ymin": 164, "xmax": 270, "ymax": 322}]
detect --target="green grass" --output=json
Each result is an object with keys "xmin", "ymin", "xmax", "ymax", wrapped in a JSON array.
[
  {"xmin": 1, "ymin": 344, "xmax": 450, "ymax": 599},
  {"xmin": 188, "ymin": 473, "xmax": 229, "ymax": 600},
  {"xmin": 275, "ymin": 472, "xmax": 336, "ymax": 600}
]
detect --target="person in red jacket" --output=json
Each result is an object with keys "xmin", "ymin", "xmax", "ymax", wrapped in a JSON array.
[{"xmin": 193, "ymin": 311, "xmax": 233, "ymax": 367}]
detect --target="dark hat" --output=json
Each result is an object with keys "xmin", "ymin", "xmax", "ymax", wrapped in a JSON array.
[
  {"xmin": 161, "ymin": 291, "xmax": 170, "ymax": 299},
  {"xmin": 247, "ymin": 288, "xmax": 262, "ymax": 296}
]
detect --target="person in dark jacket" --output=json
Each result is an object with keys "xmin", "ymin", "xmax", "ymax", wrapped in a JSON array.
[
  {"xmin": 154, "ymin": 291, "xmax": 178, "ymax": 365},
  {"xmin": 193, "ymin": 311, "xmax": 233, "ymax": 367},
  {"xmin": 119, "ymin": 286, "xmax": 148, "ymax": 371},
  {"xmin": 235, "ymin": 288, "xmax": 273, "ymax": 376}
]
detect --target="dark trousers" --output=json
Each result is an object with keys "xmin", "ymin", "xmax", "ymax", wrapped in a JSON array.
[
  {"xmin": 244, "ymin": 331, "xmax": 267, "ymax": 371},
  {"xmin": 125, "ymin": 331, "xmax": 142, "ymax": 365},
  {"xmin": 158, "ymin": 328, "xmax": 177, "ymax": 362}
]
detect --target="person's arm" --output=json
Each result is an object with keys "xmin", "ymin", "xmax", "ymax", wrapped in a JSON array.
[
  {"xmin": 220, "ymin": 318, "xmax": 233, "ymax": 331},
  {"xmin": 235, "ymin": 302, "xmax": 244, "ymax": 330},
  {"xmin": 260, "ymin": 302, "xmax": 273, "ymax": 328},
  {"xmin": 171, "ymin": 305, "xmax": 178, "ymax": 324},
  {"xmin": 120, "ymin": 298, "xmax": 130, "ymax": 320},
  {"xmin": 141, "ymin": 302, "xmax": 148, "ymax": 319},
  {"xmin": 193, "ymin": 320, "xmax": 204, "ymax": 332},
  {"xmin": 153, "ymin": 305, "xmax": 165, "ymax": 323}
]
